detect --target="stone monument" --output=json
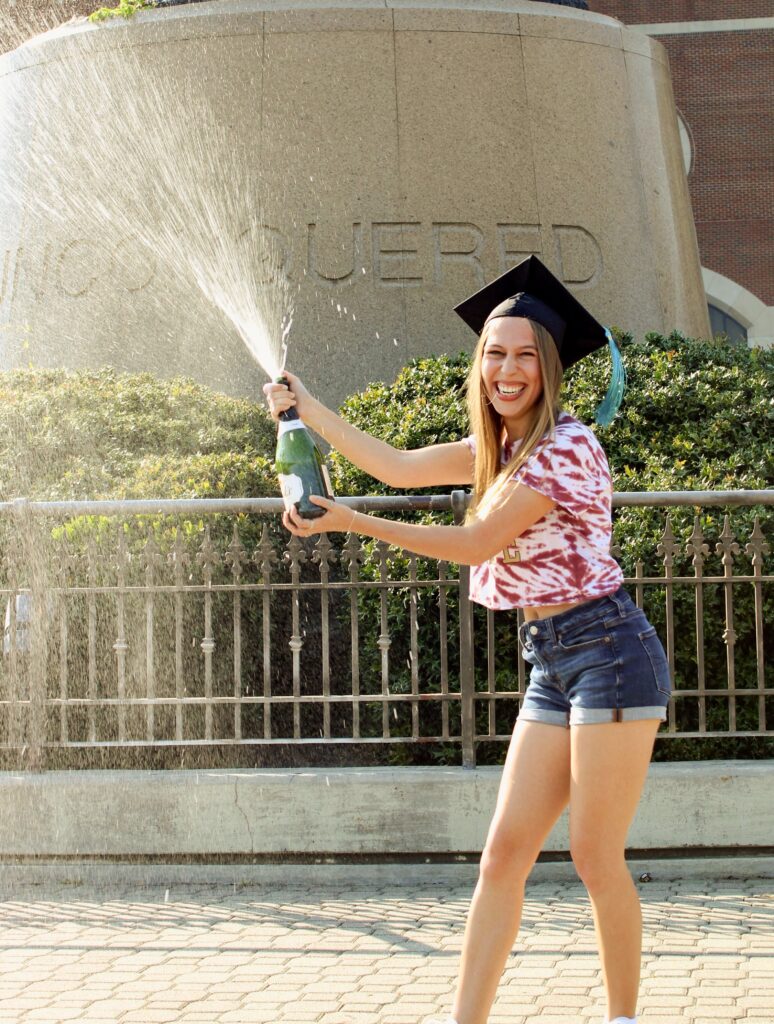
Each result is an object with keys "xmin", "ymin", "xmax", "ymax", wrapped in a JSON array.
[{"xmin": 0, "ymin": 0, "xmax": 710, "ymax": 406}]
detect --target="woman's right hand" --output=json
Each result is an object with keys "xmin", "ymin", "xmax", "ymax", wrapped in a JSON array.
[{"xmin": 262, "ymin": 370, "xmax": 312, "ymax": 422}]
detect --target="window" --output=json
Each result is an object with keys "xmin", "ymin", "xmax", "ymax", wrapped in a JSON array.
[{"xmin": 708, "ymin": 304, "xmax": 748, "ymax": 346}]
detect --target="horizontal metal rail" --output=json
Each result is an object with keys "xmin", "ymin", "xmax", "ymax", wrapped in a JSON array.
[{"xmin": 0, "ymin": 490, "xmax": 772, "ymax": 516}]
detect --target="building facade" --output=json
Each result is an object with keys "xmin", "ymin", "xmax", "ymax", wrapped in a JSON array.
[{"xmin": 591, "ymin": 0, "xmax": 773, "ymax": 347}]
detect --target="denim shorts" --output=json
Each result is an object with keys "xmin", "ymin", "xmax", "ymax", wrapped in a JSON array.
[{"xmin": 517, "ymin": 586, "xmax": 672, "ymax": 727}]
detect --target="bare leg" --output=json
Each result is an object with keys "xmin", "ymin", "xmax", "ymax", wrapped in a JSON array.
[
  {"xmin": 451, "ymin": 720, "xmax": 572, "ymax": 1024},
  {"xmin": 569, "ymin": 720, "xmax": 661, "ymax": 1020}
]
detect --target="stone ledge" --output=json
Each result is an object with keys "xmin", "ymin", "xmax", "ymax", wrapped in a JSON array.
[
  {"xmin": 3, "ymin": 856, "xmax": 773, "ymax": 888},
  {"xmin": 1, "ymin": 760, "xmax": 771, "ymax": 857},
  {"xmin": 0, "ymin": 0, "xmax": 623, "ymax": 74}
]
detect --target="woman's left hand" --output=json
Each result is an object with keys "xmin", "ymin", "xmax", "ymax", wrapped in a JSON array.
[{"xmin": 282, "ymin": 496, "xmax": 357, "ymax": 537}]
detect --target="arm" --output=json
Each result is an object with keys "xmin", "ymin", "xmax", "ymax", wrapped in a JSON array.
[
  {"xmin": 284, "ymin": 483, "xmax": 555, "ymax": 566},
  {"xmin": 264, "ymin": 372, "xmax": 473, "ymax": 488}
]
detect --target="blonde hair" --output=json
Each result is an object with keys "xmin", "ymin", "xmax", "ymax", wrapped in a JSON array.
[{"xmin": 466, "ymin": 318, "xmax": 563, "ymax": 520}]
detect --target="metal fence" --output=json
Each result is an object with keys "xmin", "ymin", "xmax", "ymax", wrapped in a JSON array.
[{"xmin": 0, "ymin": 491, "xmax": 771, "ymax": 769}]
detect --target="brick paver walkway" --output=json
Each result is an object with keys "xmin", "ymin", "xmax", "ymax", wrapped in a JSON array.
[{"xmin": 0, "ymin": 874, "xmax": 771, "ymax": 1024}]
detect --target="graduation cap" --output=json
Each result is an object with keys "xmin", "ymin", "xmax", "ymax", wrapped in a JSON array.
[{"xmin": 454, "ymin": 254, "xmax": 625, "ymax": 425}]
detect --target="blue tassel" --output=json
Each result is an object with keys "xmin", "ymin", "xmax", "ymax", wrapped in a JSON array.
[{"xmin": 594, "ymin": 329, "xmax": 626, "ymax": 427}]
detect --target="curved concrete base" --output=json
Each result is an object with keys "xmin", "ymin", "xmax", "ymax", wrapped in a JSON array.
[{"xmin": 0, "ymin": 1, "xmax": 710, "ymax": 404}]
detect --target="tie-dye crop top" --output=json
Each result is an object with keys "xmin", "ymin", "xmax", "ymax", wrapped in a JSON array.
[{"xmin": 464, "ymin": 412, "xmax": 623, "ymax": 610}]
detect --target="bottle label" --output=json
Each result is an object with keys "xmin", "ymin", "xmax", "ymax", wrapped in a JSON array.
[
  {"xmin": 278, "ymin": 472, "xmax": 304, "ymax": 511},
  {"xmin": 278, "ymin": 419, "xmax": 308, "ymax": 438}
]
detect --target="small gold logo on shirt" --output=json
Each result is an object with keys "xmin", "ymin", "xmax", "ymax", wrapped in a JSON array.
[{"xmin": 502, "ymin": 544, "xmax": 521, "ymax": 564}]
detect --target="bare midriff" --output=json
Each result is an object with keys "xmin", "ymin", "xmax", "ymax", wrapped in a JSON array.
[{"xmin": 522, "ymin": 599, "xmax": 590, "ymax": 622}]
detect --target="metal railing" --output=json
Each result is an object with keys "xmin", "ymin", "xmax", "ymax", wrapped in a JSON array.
[{"xmin": 0, "ymin": 491, "xmax": 771, "ymax": 770}]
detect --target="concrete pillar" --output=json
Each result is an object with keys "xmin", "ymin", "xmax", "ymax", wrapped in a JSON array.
[{"xmin": 0, "ymin": 1, "xmax": 710, "ymax": 405}]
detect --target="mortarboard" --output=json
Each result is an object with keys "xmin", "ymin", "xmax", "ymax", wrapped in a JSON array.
[{"xmin": 453, "ymin": 254, "xmax": 626, "ymax": 425}]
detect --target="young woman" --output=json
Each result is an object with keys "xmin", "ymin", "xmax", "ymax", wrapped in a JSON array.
[{"xmin": 263, "ymin": 257, "xmax": 671, "ymax": 1024}]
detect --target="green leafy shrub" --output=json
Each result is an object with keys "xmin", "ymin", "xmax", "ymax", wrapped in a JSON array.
[
  {"xmin": 0, "ymin": 369, "xmax": 319, "ymax": 751},
  {"xmin": 330, "ymin": 335, "xmax": 773, "ymax": 762},
  {"xmin": 89, "ymin": 0, "xmax": 156, "ymax": 23},
  {"xmin": 0, "ymin": 368, "xmax": 277, "ymax": 502}
]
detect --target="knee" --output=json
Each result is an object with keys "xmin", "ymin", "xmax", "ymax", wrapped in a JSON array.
[
  {"xmin": 479, "ymin": 831, "xmax": 534, "ymax": 887},
  {"xmin": 570, "ymin": 838, "xmax": 627, "ymax": 894}
]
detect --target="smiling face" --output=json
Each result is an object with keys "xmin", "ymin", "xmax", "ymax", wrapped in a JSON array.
[{"xmin": 480, "ymin": 317, "xmax": 545, "ymax": 438}]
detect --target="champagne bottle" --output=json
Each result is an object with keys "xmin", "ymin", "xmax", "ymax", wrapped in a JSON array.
[{"xmin": 274, "ymin": 378, "xmax": 333, "ymax": 520}]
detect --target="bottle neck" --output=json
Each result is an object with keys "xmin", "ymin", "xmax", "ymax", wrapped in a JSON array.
[
  {"xmin": 277, "ymin": 416, "xmax": 308, "ymax": 437},
  {"xmin": 275, "ymin": 375, "xmax": 300, "ymax": 425}
]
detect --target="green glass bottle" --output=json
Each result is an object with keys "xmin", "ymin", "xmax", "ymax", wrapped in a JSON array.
[{"xmin": 274, "ymin": 379, "xmax": 333, "ymax": 519}]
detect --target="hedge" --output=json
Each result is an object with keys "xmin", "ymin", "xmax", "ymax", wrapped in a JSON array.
[
  {"xmin": 0, "ymin": 340, "xmax": 770, "ymax": 764},
  {"xmin": 329, "ymin": 333, "xmax": 773, "ymax": 762},
  {"xmin": 0, "ymin": 369, "xmax": 291, "ymax": 752}
]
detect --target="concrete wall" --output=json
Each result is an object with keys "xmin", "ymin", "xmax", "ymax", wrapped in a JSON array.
[
  {"xmin": 2, "ymin": 762, "xmax": 771, "ymax": 859},
  {"xmin": 0, "ymin": 0, "xmax": 710, "ymax": 406}
]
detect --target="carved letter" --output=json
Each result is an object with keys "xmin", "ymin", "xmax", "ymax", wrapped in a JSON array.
[
  {"xmin": 235, "ymin": 222, "xmax": 292, "ymax": 285},
  {"xmin": 372, "ymin": 223, "xmax": 422, "ymax": 287},
  {"xmin": 552, "ymin": 225, "xmax": 603, "ymax": 288},
  {"xmin": 0, "ymin": 248, "xmax": 24, "ymax": 310},
  {"xmin": 112, "ymin": 237, "xmax": 156, "ymax": 293},
  {"xmin": 56, "ymin": 240, "xmax": 101, "ymax": 298},
  {"xmin": 0, "ymin": 250, "xmax": 13, "ymax": 306},
  {"xmin": 496, "ymin": 224, "xmax": 541, "ymax": 273},
  {"xmin": 32, "ymin": 244, "xmax": 53, "ymax": 303},
  {"xmin": 432, "ymin": 223, "xmax": 485, "ymax": 287},
  {"xmin": 11, "ymin": 249, "xmax": 22, "ymax": 309},
  {"xmin": 308, "ymin": 222, "xmax": 363, "ymax": 287}
]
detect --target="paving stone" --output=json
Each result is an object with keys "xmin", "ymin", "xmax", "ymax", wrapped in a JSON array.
[
  {"xmin": 639, "ymin": 1019, "xmax": 706, "ymax": 1024},
  {"xmin": 683, "ymin": 1009, "xmax": 745, "ymax": 1020},
  {"xmin": 0, "ymin": 876, "xmax": 770, "ymax": 1023},
  {"xmin": 214, "ymin": 1015, "xmax": 279, "ymax": 1024},
  {"xmin": 21, "ymin": 1010, "xmax": 86, "ymax": 1021},
  {"xmin": 121, "ymin": 1013, "xmax": 181, "ymax": 1023}
]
